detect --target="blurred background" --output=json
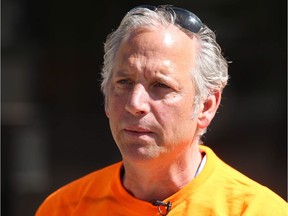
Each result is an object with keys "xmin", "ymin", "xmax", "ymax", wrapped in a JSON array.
[{"xmin": 2, "ymin": 0, "xmax": 287, "ymax": 215}]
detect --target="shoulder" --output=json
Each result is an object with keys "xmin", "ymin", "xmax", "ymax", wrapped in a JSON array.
[
  {"xmin": 35, "ymin": 162, "xmax": 123, "ymax": 216},
  {"xmin": 200, "ymin": 145, "xmax": 288, "ymax": 214},
  {"xmin": 52, "ymin": 161, "xmax": 122, "ymax": 196}
]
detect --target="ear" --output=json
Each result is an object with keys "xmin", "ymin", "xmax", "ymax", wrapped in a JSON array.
[
  {"xmin": 197, "ymin": 90, "xmax": 221, "ymax": 129},
  {"xmin": 105, "ymin": 104, "xmax": 110, "ymax": 118}
]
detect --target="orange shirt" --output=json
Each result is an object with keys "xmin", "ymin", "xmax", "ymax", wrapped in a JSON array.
[{"xmin": 35, "ymin": 146, "xmax": 288, "ymax": 215}]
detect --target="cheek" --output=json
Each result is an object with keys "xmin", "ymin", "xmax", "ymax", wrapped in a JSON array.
[
  {"xmin": 156, "ymin": 106, "xmax": 197, "ymax": 146},
  {"xmin": 162, "ymin": 95, "xmax": 195, "ymax": 117},
  {"xmin": 165, "ymin": 99, "xmax": 196, "ymax": 133},
  {"xmin": 106, "ymin": 95, "xmax": 128, "ymax": 121},
  {"xmin": 155, "ymin": 100, "xmax": 194, "ymax": 129}
]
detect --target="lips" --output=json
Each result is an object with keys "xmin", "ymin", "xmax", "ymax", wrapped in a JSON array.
[{"xmin": 124, "ymin": 126, "xmax": 152, "ymax": 133}]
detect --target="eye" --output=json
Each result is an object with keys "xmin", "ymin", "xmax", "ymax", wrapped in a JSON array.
[
  {"xmin": 115, "ymin": 79, "xmax": 135, "ymax": 90},
  {"xmin": 154, "ymin": 82, "xmax": 170, "ymax": 89},
  {"xmin": 117, "ymin": 79, "xmax": 133, "ymax": 86}
]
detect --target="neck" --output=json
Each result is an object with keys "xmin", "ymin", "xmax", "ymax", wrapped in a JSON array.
[{"xmin": 121, "ymin": 144, "xmax": 202, "ymax": 201}]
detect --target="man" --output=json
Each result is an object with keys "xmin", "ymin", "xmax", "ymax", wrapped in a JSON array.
[{"xmin": 36, "ymin": 5, "xmax": 287, "ymax": 215}]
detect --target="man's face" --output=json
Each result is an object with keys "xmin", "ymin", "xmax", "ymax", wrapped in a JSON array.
[{"xmin": 105, "ymin": 26, "xmax": 200, "ymax": 162}]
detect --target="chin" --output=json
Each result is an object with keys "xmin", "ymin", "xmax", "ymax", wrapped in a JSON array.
[{"xmin": 122, "ymin": 145, "xmax": 162, "ymax": 162}]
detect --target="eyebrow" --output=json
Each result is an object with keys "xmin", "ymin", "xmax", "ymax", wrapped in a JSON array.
[{"xmin": 113, "ymin": 70, "xmax": 133, "ymax": 77}]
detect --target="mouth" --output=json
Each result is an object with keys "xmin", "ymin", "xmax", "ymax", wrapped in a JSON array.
[
  {"xmin": 124, "ymin": 126, "xmax": 153, "ymax": 134},
  {"xmin": 122, "ymin": 125, "xmax": 156, "ymax": 142}
]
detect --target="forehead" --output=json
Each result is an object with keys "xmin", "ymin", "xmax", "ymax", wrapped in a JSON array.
[{"xmin": 114, "ymin": 25, "xmax": 199, "ymax": 74}]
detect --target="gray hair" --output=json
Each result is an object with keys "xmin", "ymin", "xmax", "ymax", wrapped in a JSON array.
[
  {"xmin": 101, "ymin": 6, "xmax": 229, "ymax": 112},
  {"xmin": 101, "ymin": 6, "xmax": 229, "ymax": 139}
]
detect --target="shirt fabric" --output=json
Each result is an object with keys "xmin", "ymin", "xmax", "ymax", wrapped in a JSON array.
[{"xmin": 35, "ymin": 145, "xmax": 288, "ymax": 216}]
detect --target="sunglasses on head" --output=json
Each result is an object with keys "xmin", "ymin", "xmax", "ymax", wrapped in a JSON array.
[{"xmin": 130, "ymin": 5, "xmax": 203, "ymax": 33}]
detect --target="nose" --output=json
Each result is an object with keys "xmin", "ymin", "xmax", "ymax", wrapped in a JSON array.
[{"xmin": 125, "ymin": 84, "xmax": 150, "ymax": 115}]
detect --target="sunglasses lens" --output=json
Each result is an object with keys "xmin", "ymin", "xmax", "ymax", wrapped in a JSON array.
[
  {"xmin": 172, "ymin": 7, "xmax": 202, "ymax": 33},
  {"xmin": 130, "ymin": 5, "xmax": 202, "ymax": 33}
]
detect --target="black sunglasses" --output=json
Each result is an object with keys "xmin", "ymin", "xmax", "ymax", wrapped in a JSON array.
[{"xmin": 130, "ymin": 5, "xmax": 203, "ymax": 33}]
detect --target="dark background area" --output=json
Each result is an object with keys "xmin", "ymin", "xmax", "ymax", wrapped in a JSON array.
[{"xmin": 2, "ymin": 0, "xmax": 287, "ymax": 215}]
